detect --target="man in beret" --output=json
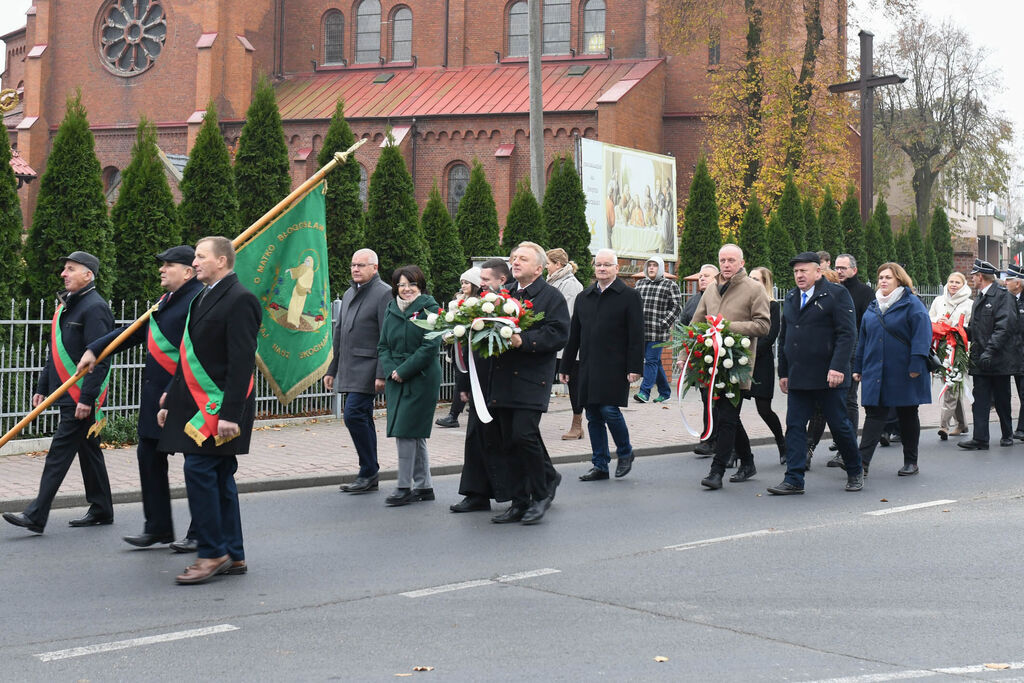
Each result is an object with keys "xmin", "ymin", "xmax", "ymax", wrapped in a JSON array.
[
  {"xmin": 78, "ymin": 246, "xmax": 204, "ymax": 551},
  {"xmin": 3, "ymin": 252, "xmax": 115, "ymax": 534}
]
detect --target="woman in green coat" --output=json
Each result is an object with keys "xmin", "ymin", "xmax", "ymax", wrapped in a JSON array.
[{"xmin": 377, "ymin": 265, "xmax": 442, "ymax": 506}]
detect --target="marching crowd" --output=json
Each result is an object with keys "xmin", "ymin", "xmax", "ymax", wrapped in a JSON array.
[{"xmin": 2, "ymin": 235, "xmax": 1019, "ymax": 584}]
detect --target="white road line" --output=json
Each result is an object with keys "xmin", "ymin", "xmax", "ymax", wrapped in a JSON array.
[
  {"xmin": 35, "ymin": 624, "xmax": 239, "ymax": 662},
  {"xmin": 664, "ymin": 529, "xmax": 774, "ymax": 551},
  {"xmin": 863, "ymin": 499, "xmax": 957, "ymax": 516},
  {"xmin": 808, "ymin": 660, "xmax": 1024, "ymax": 682},
  {"xmin": 402, "ymin": 568, "xmax": 561, "ymax": 598}
]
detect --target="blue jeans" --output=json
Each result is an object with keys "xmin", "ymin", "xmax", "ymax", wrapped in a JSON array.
[
  {"xmin": 640, "ymin": 341, "xmax": 672, "ymax": 398},
  {"xmin": 585, "ymin": 404, "xmax": 633, "ymax": 471},
  {"xmin": 344, "ymin": 392, "xmax": 379, "ymax": 478}
]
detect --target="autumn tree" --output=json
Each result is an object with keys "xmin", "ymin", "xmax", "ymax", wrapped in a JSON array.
[
  {"xmin": 503, "ymin": 179, "xmax": 548, "ymax": 249},
  {"xmin": 737, "ymin": 191, "xmax": 768, "ymax": 270},
  {"xmin": 234, "ymin": 75, "xmax": 291, "ymax": 231},
  {"xmin": 421, "ymin": 185, "xmax": 465, "ymax": 302},
  {"xmin": 678, "ymin": 158, "xmax": 721, "ymax": 277},
  {"xmin": 817, "ymin": 186, "xmax": 843, "ymax": 260},
  {"xmin": 839, "ymin": 185, "xmax": 865, "ymax": 269},
  {"xmin": 317, "ymin": 100, "xmax": 365, "ymax": 293},
  {"xmin": 456, "ymin": 161, "xmax": 501, "ymax": 260},
  {"xmin": 543, "ymin": 157, "xmax": 593, "ymax": 284}
]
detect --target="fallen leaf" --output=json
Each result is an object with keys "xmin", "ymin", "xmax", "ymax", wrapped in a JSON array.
[
  {"xmin": 412, "ymin": 666, "xmax": 434, "ymax": 671},
  {"xmin": 880, "ymin": 498, "xmax": 888, "ymax": 502},
  {"xmin": 273, "ymin": 427, "xmax": 281, "ymax": 431},
  {"xmin": 985, "ymin": 663, "xmax": 1010, "ymax": 670},
  {"xmin": 654, "ymin": 656, "xmax": 669, "ymax": 662},
  {"xmin": 942, "ymin": 509, "xmax": 950, "ymax": 513},
  {"xmin": 395, "ymin": 674, "xmax": 413, "ymax": 677},
  {"xmin": 267, "ymin": 444, "xmax": 276, "ymax": 448}
]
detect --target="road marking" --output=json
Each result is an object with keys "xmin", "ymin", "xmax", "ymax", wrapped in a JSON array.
[
  {"xmin": 807, "ymin": 660, "xmax": 1024, "ymax": 682},
  {"xmin": 863, "ymin": 499, "xmax": 957, "ymax": 516},
  {"xmin": 664, "ymin": 529, "xmax": 774, "ymax": 551},
  {"xmin": 401, "ymin": 568, "xmax": 561, "ymax": 598},
  {"xmin": 35, "ymin": 624, "xmax": 239, "ymax": 662}
]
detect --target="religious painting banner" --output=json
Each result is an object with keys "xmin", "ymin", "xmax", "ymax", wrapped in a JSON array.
[{"xmin": 235, "ymin": 182, "xmax": 333, "ymax": 404}]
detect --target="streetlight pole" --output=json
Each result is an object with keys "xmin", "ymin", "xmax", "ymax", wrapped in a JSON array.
[{"xmin": 528, "ymin": 0, "xmax": 545, "ymax": 200}]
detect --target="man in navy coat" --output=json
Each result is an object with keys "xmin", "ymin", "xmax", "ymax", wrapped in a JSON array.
[
  {"xmin": 79, "ymin": 246, "xmax": 203, "ymax": 550},
  {"xmin": 769, "ymin": 252, "xmax": 863, "ymax": 495}
]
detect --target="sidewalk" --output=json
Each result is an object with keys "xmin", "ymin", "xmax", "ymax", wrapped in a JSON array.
[{"xmin": 0, "ymin": 389, "xmax": 961, "ymax": 510}]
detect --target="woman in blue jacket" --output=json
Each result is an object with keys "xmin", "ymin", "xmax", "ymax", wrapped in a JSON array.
[{"xmin": 852, "ymin": 262, "xmax": 933, "ymax": 476}]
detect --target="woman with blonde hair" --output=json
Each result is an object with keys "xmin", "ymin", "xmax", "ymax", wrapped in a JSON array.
[
  {"xmin": 546, "ymin": 248, "xmax": 586, "ymax": 439},
  {"xmin": 928, "ymin": 271, "xmax": 972, "ymax": 439}
]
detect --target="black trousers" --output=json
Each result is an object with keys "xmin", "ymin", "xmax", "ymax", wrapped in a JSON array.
[
  {"xmin": 24, "ymin": 405, "xmax": 112, "ymax": 528},
  {"xmin": 860, "ymin": 405, "xmax": 920, "ymax": 466},
  {"xmin": 700, "ymin": 386, "xmax": 719, "ymax": 442},
  {"xmin": 754, "ymin": 397, "xmax": 785, "ymax": 444},
  {"xmin": 493, "ymin": 408, "xmax": 555, "ymax": 505},
  {"xmin": 458, "ymin": 405, "xmax": 496, "ymax": 500},
  {"xmin": 710, "ymin": 398, "xmax": 751, "ymax": 474},
  {"xmin": 972, "ymin": 375, "xmax": 1013, "ymax": 443},
  {"xmin": 136, "ymin": 437, "xmax": 195, "ymax": 538},
  {"xmin": 1015, "ymin": 375, "xmax": 1024, "ymax": 433}
]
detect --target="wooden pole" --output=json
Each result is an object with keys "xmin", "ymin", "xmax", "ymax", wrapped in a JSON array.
[{"xmin": 0, "ymin": 138, "xmax": 367, "ymax": 449}]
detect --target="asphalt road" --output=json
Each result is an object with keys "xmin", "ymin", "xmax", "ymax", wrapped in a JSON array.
[{"xmin": 4, "ymin": 434, "xmax": 1024, "ymax": 681}]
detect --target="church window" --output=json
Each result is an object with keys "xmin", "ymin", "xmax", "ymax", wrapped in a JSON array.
[
  {"xmin": 507, "ymin": 2, "xmax": 528, "ymax": 58},
  {"xmin": 98, "ymin": 0, "xmax": 167, "ymax": 76},
  {"xmin": 447, "ymin": 163, "xmax": 470, "ymax": 216},
  {"xmin": 323, "ymin": 11, "xmax": 345, "ymax": 65},
  {"xmin": 582, "ymin": 0, "xmax": 605, "ymax": 54},
  {"xmin": 390, "ymin": 7, "xmax": 412, "ymax": 62},
  {"xmin": 355, "ymin": 0, "xmax": 382, "ymax": 64},
  {"xmin": 543, "ymin": 0, "xmax": 571, "ymax": 55}
]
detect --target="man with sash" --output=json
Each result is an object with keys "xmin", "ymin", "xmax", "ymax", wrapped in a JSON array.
[
  {"xmin": 3, "ymin": 251, "xmax": 114, "ymax": 534},
  {"xmin": 157, "ymin": 237, "xmax": 261, "ymax": 584},
  {"xmin": 78, "ymin": 246, "xmax": 203, "ymax": 550}
]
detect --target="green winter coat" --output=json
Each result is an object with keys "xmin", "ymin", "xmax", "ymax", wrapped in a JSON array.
[{"xmin": 377, "ymin": 294, "xmax": 442, "ymax": 438}]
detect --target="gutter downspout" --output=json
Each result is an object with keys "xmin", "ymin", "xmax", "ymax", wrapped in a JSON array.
[{"xmin": 442, "ymin": 0, "xmax": 449, "ymax": 67}]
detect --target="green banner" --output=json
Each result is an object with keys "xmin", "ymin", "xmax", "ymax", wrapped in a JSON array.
[{"xmin": 235, "ymin": 182, "xmax": 333, "ymax": 404}]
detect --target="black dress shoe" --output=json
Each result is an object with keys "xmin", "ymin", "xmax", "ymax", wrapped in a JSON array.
[
  {"xmin": 898, "ymin": 463, "xmax": 919, "ymax": 476},
  {"xmin": 123, "ymin": 532, "xmax": 173, "ymax": 547},
  {"xmin": 845, "ymin": 473, "xmax": 864, "ymax": 491},
  {"xmin": 614, "ymin": 457, "xmax": 633, "ymax": 478},
  {"xmin": 728, "ymin": 464, "xmax": 756, "ymax": 483},
  {"xmin": 694, "ymin": 440, "xmax": 715, "ymax": 456},
  {"xmin": 491, "ymin": 504, "xmax": 529, "ymax": 524},
  {"xmin": 450, "ymin": 496, "xmax": 491, "ymax": 513},
  {"xmin": 1014, "ymin": 430, "xmax": 1024, "ymax": 441},
  {"xmin": 957, "ymin": 439, "xmax": 989, "ymax": 451},
  {"xmin": 828, "ymin": 442, "xmax": 839, "ymax": 451},
  {"xmin": 385, "ymin": 489, "xmax": 415, "ymax": 506},
  {"xmin": 701, "ymin": 472, "xmax": 723, "ymax": 490},
  {"xmin": 341, "ymin": 475, "xmax": 379, "ymax": 493},
  {"xmin": 546, "ymin": 472, "xmax": 563, "ymax": 503},
  {"xmin": 170, "ymin": 537, "xmax": 198, "ymax": 553},
  {"xmin": 579, "ymin": 467, "xmax": 609, "ymax": 481},
  {"xmin": 766, "ymin": 481, "xmax": 804, "ymax": 495},
  {"xmin": 2, "ymin": 511, "xmax": 43, "ymax": 534},
  {"xmin": 827, "ymin": 454, "xmax": 845, "ymax": 468},
  {"xmin": 68, "ymin": 512, "xmax": 113, "ymax": 527},
  {"xmin": 879, "ymin": 432, "xmax": 891, "ymax": 447},
  {"xmin": 1000, "ymin": 437, "xmax": 1014, "ymax": 447},
  {"xmin": 521, "ymin": 498, "xmax": 551, "ymax": 525},
  {"xmin": 435, "ymin": 414, "xmax": 459, "ymax": 428}
]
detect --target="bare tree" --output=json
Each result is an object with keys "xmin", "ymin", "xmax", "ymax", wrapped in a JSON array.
[{"xmin": 874, "ymin": 17, "xmax": 1013, "ymax": 231}]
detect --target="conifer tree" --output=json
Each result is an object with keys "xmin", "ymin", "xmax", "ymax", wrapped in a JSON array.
[
  {"xmin": 817, "ymin": 186, "xmax": 844, "ymax": 261},
  {"xmin": 923, "ymin": 238, "xmax": 940, "ymax": 287},
  {"xmin": 25, "ymin": 92, "xmax": 114, "ymax": 299},
  {"xmin": 178, "ymin": 103, "xmax": 240, "ymax": 247},
  {"xmin": 678, "ymin": 157, "xmax": 721, "ymax": 278},
  {"xmin": 802, "ymin": 197, "xmax": 821, "ymax": 251},
  {"xmin": 874, "ymin": 195, "xmax": 896, "ymax": 262},
  {"xmin": 110, "ymin": 117, "xmax": 180, "ymax": 302},
  {"xmin": 455, "ymin": 160, "xmax": 501, "ymax": 261},
  {"xmin": 894, "ymin": 228, "xmax": 917, "ymax": 284},
  {"xmin": 317, "ymin": 100, "xmax": 365, "ymax": 293},
  {"xmin": 0, "ymin": 132, "xmax": 23, "ymax": 302},
  {"xmin": 421, "ymin": 184, "xmax": 465, "ymax": 302},
  {"xmin": 543, "ymin": 156, "xmax": 593, "ymax": 284},
  {"xmin": 502, "ymin": 179, "xmax": 548, "ymax": 249},
  {"xmin": 766, "ymin": 211, "xmax": 796, "ymax": 291},
  {"xmin": 862, "ymin": 211, "xmax": 885, "ymax": 285},
  {"xmin": 839, "ymin": 185, "xmax": 865, "ymax": 268},
  {"xmin": 777, "ymin": 173, "xmax": 805, "ymax": 252},
  {"xmin": 234, "ymin": 75, "xmax": 291, "ymax": 231},
  {"xmin": 737, "ymin": 192, "xmax": 768, "ymax": 270},
  {"xmin": 364, "ymin": 135, "xmax": 430, "ymax": 283},
  {"xmin": 928, "ymin": 206, "xmax": 955, "ymax": 278},
  {"xmin": 907, "ymin": 221, "xmax": 926, "ymax": 285}
]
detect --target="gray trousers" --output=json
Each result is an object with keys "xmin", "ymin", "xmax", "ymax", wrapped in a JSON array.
[{"xmin": 396, "ymin": 437, "xmax": 431, "ymax": 490}]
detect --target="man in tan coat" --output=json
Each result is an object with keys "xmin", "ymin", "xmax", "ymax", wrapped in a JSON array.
[{"xmin": 689, "ymin": 244, "xmax": 771, "ymax": 489}]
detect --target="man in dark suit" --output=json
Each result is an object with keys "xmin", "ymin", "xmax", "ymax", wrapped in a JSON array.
[
  {"xmin": 561, "ymin": 249, "xmax": 644, "ymax": 481},
  {"xmin": 959, "ymin": 259, "xmax": 1016, "ymax": 450},
  {"xmin": 324, "ymin": 248, "xmax": 392, "ymax": 493},
  {"xmin": 78, "ymin": 246, "xmax": 203, "ymax": 551},
  {"xmin": 489, "ymin": 242, "xmax": 570, "ymax": 525},
  {"xmin": 3, "ymin": 251, "xmax": 115, "ymax": 534},
  {"xmin": 157, "ymin": 237, "xmax": 261, "ymax": 584},
  {"xmin": 769, "ymin": 252, "xmax": 863, "ymax": 495}
]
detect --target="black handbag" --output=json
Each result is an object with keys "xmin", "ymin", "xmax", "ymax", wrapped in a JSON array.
[{"xmin": 870, "ymin": 307, "xmax": 943, "ymax": 373}]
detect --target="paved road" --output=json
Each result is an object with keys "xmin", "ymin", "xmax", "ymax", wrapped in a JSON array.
[{"xmin": 4, "ymin": 436, "xmax": 1024, "ymax": 681}]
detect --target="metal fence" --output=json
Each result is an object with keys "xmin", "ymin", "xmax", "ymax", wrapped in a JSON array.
[{"xmin": 0, "ymin": 299, "xmax": 456, "ymax": 439}]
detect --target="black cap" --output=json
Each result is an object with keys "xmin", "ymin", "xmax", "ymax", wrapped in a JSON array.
[
  {"xmin": 970, "ymin": 258, "xmax": 997, "ymax": 275},
  {"xmin": 1006, "ymin": 263, "xmax": 1024, "ymax": 279},
  {"xmin": 789, "ymin": 251, "xmax": 821, "ymax": 268},
  {"xmin": 59, "ymin": 251, "xmax": 100, "ymax": 275},
  {"xmin": 155, "ymin": 245, "xmax": 196, "ymax": 267}
]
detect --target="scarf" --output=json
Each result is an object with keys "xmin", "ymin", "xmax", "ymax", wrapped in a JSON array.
[
  {"xmin": 876, "ymin": 286, "xmax": 905, "ymax": 314},
  {"xmin": 546, "ymin": 262, "xmax": 577, "ymax": 284},
  {"xmin": 939, "ymin": 282, "xmax": 971, "ymax": 314},
  {"xmin": 396, "ymin": 296, "xmax": 414, "ymax": 313}
]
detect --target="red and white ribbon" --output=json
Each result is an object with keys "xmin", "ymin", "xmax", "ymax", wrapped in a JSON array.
[{"xmin": 676, "ymin": 315, "xmax": 725, "ymax": 439}]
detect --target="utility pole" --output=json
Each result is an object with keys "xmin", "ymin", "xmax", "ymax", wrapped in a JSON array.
[{"xmin": 528, "ymin": 0, "xmax": 545, "ymax": 199}]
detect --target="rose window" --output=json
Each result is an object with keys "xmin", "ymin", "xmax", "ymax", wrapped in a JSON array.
[{"xmin": 98, "ymin": 0, "xmax": 167, "ymax": 76}]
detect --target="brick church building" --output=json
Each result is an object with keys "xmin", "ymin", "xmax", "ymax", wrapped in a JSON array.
[{"xmin": 2, "ymin": 0, "xmax": 848, "ymax": 250}]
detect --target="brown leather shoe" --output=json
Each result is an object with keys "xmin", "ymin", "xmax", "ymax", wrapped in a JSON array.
[
  {"xmin": 223, "ymin": 561, "xmax": 247, "ymax": 575},
  {"xmin": 175, "ymin": 555, "xmax": 231, "ymax": 584}
]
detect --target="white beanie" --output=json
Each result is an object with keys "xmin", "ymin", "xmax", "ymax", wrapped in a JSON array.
[{"xmin": 460, "ymin": 267, "xmax": 482, "ymax": 287}]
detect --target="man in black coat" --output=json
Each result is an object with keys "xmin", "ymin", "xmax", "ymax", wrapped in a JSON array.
[
  {"xmin": 157, "ymin": 237, "xmax": 261, "ymax": 584},
  {"xmin": 959, "ymin": 259, "xmax": 1016, "ymax": 450},
  {"xmin": 1002, "ymin": 264, "xmax": 1024, "ymax": 440},
  {"xmin": 488, "ymin": 242, "xmax": 570, "ymax": 525},
  {"xmin": 3, "ymin": 252, "xmax": 114, "ymax": 534},
  {"xmin": 769, "ymin": 252, "xmax": 863, "ymax": 495},
  {"xmin": 78, "ymin": 246, "xmax": 203, "ymax": 550},
  {"xmin": 561, "ymin": 249, "xmax": 644, "ymax": 481}
]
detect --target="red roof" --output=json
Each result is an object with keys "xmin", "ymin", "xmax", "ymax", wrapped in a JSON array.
[
  {"xmin": 9, "ymin": 148, "xmax": 35, "ymax": 178},
  {"xmin": 275, "ymin": 59, "xmax": 662, "ymax": 120}
]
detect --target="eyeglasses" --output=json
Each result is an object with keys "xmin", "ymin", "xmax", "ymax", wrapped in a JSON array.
[
  {"xmin": 835, "ymin": 266, "xmax": 851, "ymax": 271},
  {"xmin": 351, "ymin": 263, "xmax": 371, "ymax": 268},
  {"xmin": 397, "ymin": 283, "xmax": 419, "ymax": 289}
]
